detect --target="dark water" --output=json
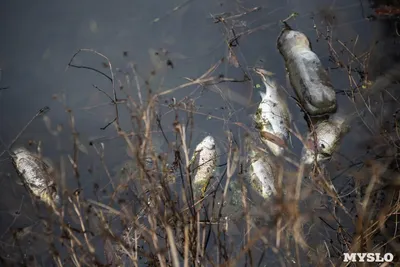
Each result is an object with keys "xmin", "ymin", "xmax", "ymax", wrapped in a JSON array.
[{"xmin": 0, "ymin": 0, "xmax": 398, "ymax": 265}]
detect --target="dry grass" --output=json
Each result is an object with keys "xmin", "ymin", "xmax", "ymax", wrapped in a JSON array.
[{"xmin": 1, "ymin": 8, "xmax": 400, "ymax": 267}]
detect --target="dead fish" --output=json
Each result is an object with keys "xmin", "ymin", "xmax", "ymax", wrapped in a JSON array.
[
  {"xmin": 12, "ymin": 147, "xmax": 60, "ymax": 207},
  {"xmin": 301, "ymin": 62, "xmax": 400, "ymax": 164},
  {"xmin": 254, "ymin": 68, "xmax": 290, "ymax": 156},
  {"xmin": 301, "ymin": 113, "xmax": 350, "ymax": 164},
  {"xmin": 277, "ymin": 27, "xmax": 337, "ymax": 116},
  {"xmin": 246, "ymin": 137, "xmax": 277, "ymax": 199},
  {"xmin": 190, "ymin": 135, "xmax": 217, "ymax": 196}
]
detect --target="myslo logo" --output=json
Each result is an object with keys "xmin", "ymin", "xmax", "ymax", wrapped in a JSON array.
[{"xmin": 343, "ymin": 253, "xmax": 394, "ymax": 263}]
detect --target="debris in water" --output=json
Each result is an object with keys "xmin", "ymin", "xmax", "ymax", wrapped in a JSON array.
[{"xmin": 277, "ymin": 25, "xmax": 337, "ymax": 116}]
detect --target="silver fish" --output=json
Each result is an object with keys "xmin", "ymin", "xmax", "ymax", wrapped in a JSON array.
[
  {"xmin": 277, "ymin": 28, "xmax": 337, "ymax": 116},
  {"xmin": 254, "ymin": 68, "xmax": 290, "ymax": 156},
  {"xmin": 301, "ymin": 113, "xmax": 349, "ymax": 164},
  {"xmin": 12, "ymin": 147, "xmax": 60, "ymax": 207},
  {"xmin": 246, "ymin": 137, "xmax": 276, "ymax": 199},
  {"xmin": 190, "ymin": 135, "xmax": 217, "ymax": 196}
]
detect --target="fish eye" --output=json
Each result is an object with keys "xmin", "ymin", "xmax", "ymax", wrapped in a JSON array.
[{"xmin": 320, "ymin": 143, "xmax": 325, "ymax": 149}]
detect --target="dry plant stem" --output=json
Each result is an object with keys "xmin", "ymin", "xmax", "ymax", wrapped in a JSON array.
[
  {"xmin": 99, "ymin": 209, "xmax": 136, "ymax": 263},
  {"xmin": 225, "ymin": 6, "xmax": 261, "ymax": 21},
  {"xmin": 0, "ymin": 196, "xmax": 24, "ymax": 239},
  {"xmin": 159, "ymin": 99, "xmax": 263, "ymax": 141},
  {"xmin": 221, "ymin": 225, "xmax": 269, "ymax": 267},
  {"xmin": 71, "ymin": 195, "xmax": 95, "ymax": 253},
  {"xmin": 134, "ymin": 229, "xmax": 139, "ymax": 267},
  {"xmin": 151, "ymin": 0, "xmax": 196, "ymax": 24},
  {"xmin": 141, "ymin": 97, "xmax": 154, "ymax": 159},
  {"xmin": 66, "ymin": 110, "xmax": 82, "ymax": 186},
  {"xmin": 158, "ymin": 57, "xmax": 246, "ymax": 97},
  {"xmin": 241, "ymin": 181, "xmax": 252, "ymax": 263},
  {"xmin": 345, "ymin": 212, "xmax": 392, "ymax": 250},
  {"xmin": 148, "ymin": 212, "xmax": 167, "ymax": 267},
  {"xmin": 176, "ymin": 124, "xmax": 193, "ymax": 210},
  {"xmin": 67, "ymin": 48, "xmax": 121, "ymax": 130},
  {"xmin": 313, "ymin": 166, "xmax": 352, "ymax": 219},
  {"xmin": 295, "ymin": 164, "xmax": 304, "ymax": 202},
  {"xmin": 217, "ymin": 133, "xmax": 238, "ymax": 261},
  {"xmin": 166, "ymin": 226, "xmax": 180, "ymax": 267},
  {"xmin": 0, "ymin": 106, "xmax": 50, "ymax": 158},
  {"xmin": 212, "ymin": 9, "xmax": 278, "ymax": 42},
  {"xmin": 70, "ymin": 238, "xmax": 81, "ymax": 267},
  {"xmin": 195, "ymin": 213, "xmax": 201, "ymax": 267},
  {"xmin": 276, "ymin": 163, "xmax": 284, "ymax": 248},
  {"xmin": 129, "ymin": 63, "xmax": 143, "ymax": 106},
  {"xmin": 92, "ymin": 142, "xmax": 115, "ymax": 191},
  {"xmin": 200, "ymin": 213, "xmax": 206, "ymax": 264},
  {"xmin": 184, "ymin": 226, "xmax": 189, "ymax": 267},
  {"xmin": 87, "ymin": 199, "xmax": 122, "ymax": 216},
  {"xmin": 339, "ymin": 164, "xmax": 380, "ymax": 267},
  {"xmin": 53, "ymin": 254, "xmax": 63, "ymax": 267}
]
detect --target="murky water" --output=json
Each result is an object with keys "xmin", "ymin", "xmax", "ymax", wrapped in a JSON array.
[{"xmin": 0, "ymin": 0, "xmax": 398, "ymax": 265}]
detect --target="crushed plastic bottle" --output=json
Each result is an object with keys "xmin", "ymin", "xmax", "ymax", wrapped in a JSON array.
[{"xmin": 277, "ymin": 27, "xmax": 337, "ymax": 116}]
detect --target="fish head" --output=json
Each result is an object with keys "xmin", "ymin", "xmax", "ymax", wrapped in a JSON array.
[
  {"xmin": 12, "ymin": 147, "xmax": 30, "ymax": 159},
  {"xmin": 11, "ymin": 147, "xmax": 32, "ymax": 166},
  {"xmin": 301, "ymin": 145, "xmax": 331, "ymax": 165},
  {"xmin": 253, "ymin": 68, "xmax": 278, "ymax": 94},
  {"xmin": 199, "ymin": 136, "xmax": 215, "ymax": 150},
  {"xmin": 301, "ymin": 122, "xmax": 340, "ymax": 164}
]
